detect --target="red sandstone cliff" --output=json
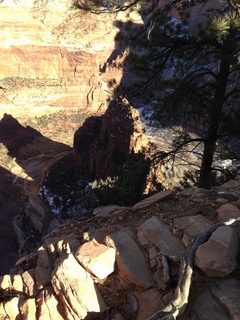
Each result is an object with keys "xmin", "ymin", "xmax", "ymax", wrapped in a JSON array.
[{"xmin": 0, "ymin": 0, "xmax": 136, "ymax": 120}]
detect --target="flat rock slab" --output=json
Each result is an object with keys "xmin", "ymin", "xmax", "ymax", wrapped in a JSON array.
[
  {"xmin": 179, "ymin": 187, "xmax": 211, "ymax": 197},
  {"xmin": 132, "ymin": 190, "xmax": 175, "ymax": 211},
  {"xmin": 216, "ymin": 203, "xmax": 240, "ymax": 221},
  {"xmin": 191, "ymin": 287, "xmax": 231, "ymax": 320},
  {"xmin": 210, "ymin": 278, "xmax": 240, "ymax": 320},
  {"xmin": 135, "ymin": 288, "xmax": 165, "ymax": 320},
  {"xmin": 106, "ymin": 230, "xmax": 154, "ymax": 290},
  {"xmin": 191, "ymin": 278, "xmax": 240, "ymax": 320},
  {"xmin": 75, "ymin": 240, "xmax": 116, "ymax": 279},
  {"xmin": 137, "ymin": 216, "xmax": 185, "ymax": 258},
  {"xmin": 173, "ymin": 215, "xmax": 213, "ymax": 246},
  {"xmin": 93, "ymin": 205, "xmax": 120, "ymax": 217}
]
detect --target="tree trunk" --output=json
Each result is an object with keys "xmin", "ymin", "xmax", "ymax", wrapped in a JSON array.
[{"xmin": 198, "ymin": 42, "xmax": 232, "ymax": 188}]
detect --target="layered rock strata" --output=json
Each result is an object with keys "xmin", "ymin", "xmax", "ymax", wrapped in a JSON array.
[{"xmin": 0, "ymin": 0, "xmax": 141, "ymax": 133}]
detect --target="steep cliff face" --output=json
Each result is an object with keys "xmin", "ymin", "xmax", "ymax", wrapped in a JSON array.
[
  {"xmin": 73, "ymin": 99, "xmax": 149, "ymax": 178},
  {"xmin": 0, "ymin": 0, "xmax": 131, "ymax": 128}
]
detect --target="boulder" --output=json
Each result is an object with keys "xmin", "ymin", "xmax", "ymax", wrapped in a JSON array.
[
  {"xmin": 216, "ymin": 203, "xmax": 240, "ymax": 221},
  {"xmin": 195, "ymin": 226, "xmax": 239, "ymax": 277},
  {"xmin": 51, "ymin": 241, "xmax": 107, "ymax": 319},
  {"xmin": 106, "ymin": 230, "xmax": 154, "ymax": 290},
  {"xmin": 75, "ymin": 240, "xmax": 116, "ymax": 279},
  {"xmin": 133, "ymin": 190, "xmax": 175, "ymax": 210},
  {"xmin": 137, "ymin": 216, "xmax": 185, "ymax": 258},
  {"xmin": 190, "ymin": 287, "xmax": 231, "ymax": 320},
  {"xmin": 173, "ymin": 215, "xmax": 213, "ymax": 246},
  {"xmin": 191, "ymin": 278, "xmax": 240, "ymax": 320},
  {"xmin": 210, "ymin": 278, "xmax": 240, "ymax": 319}
]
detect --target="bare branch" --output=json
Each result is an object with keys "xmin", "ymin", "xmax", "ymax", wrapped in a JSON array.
[{"xmin": 153, "ymin": 138, "xmax": 205, "ymax": 161}]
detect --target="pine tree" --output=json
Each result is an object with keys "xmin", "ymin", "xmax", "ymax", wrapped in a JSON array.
[
  {"xmin": 124, "ymin": 0, "xmax": 240, "ymax": 187},
  {"xmin": 77, "ymin": 0, "xmax": 240, "ymax": 187}
]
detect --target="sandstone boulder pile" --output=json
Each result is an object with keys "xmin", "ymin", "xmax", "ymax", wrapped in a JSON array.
[{"xmin": 1, "ymin": 176, "xmax": 240, "ymax": 319}]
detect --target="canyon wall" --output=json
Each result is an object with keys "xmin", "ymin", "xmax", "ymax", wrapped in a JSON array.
[{"xmin": 0, "ymin": 0, "xmax": 139, "ymax": 133}]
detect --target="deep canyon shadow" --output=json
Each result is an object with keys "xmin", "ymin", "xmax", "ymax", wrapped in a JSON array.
[{"xmin": 0, "ymin": 113, "xmax": 71, "ymax": 274}]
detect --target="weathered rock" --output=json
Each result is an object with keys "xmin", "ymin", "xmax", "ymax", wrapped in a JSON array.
[
  {"xmin": 83, "ymin": 227, "xmax": 116, "ymax": 244},
  {"xmin": 173, "ymin": 215, "xmax": 213, "ymax": 246},
  {"xmin": 35, "ymin": 265, "xmax": 51, "ymax": 289},
  {"xmin": 22, "ymin": 269, "xmax": 36, "ymax": 297},
  {"xmin": 195, "ymin": 226, "xmax": 239, "ymax": 277},
  {"xmin": 4, "ymin": 297, "xmax": 21, "ymax": 320},
  {"xmin": 0, "ymin": 275, "xmax": 11, "ymax": 290},
  {"xmin": 0, "ymin": 0, "xmax": 122, "ymax": 114},
  {"xmin": 221, "ymin": 179, "xmax": 240, "ymax": 190},
  {"xmin": 137, "ymin": 216, "xmax": 185, "ymax": 258},
  {"xmin": 1, "ymin": 178, "xmax": 240, "ymax": 320},
  {"xmin": 51, "ymin": 241, "xmax": 107, "ymax": 319},
  {"xmin": 106, "ymin": 230, "xmax": 154, "ymax": 290},
  {"xmin": 19, "ymin": 298, "xmax": 37, "ymax": 320},
  {"xmin": 191, "ymin": 278, "xmax": 240, "ymax": 320},
  {"xmin": 122, "ymin": 291, "xmax": 138, "ymax": 318},
  {"xmin": 179, "ymin": 187, "xmax": 211, "ymax": 197},
  {"xmin": 133, "ymin": 190, "xmax": 175, "ymax": 210},
  {"xmin": 215, "ymin": 197, "xmax": 229, "ymax": 204},
  {"xmin": 35, "ymin": 247, "xmax": 51, "ymax": 289},
  {"xmin": 12, "ymin": 274, "xmax": 24, "ymax": 293},
  {"xmin": 0, "ymin": 303, "xmax": 7, "ymax": 319},
  {"xmin": 75, "ymin": 240, "xmax": 116, "ymax": 279},
  {"xmin": 37, "ymin": 286, "xmax": 65, "ymax": 320},
  {"xmin": 216, "ymin": 203, "xmax": 240, "ymax": 221},
  {"xmin": 93, "ymin": 205, "xmax": 120, "ymax": 217},
  {"xmin": 191, "ymin": 287, "xmax": 231, "ymax": 320},
  {"xmin": 135, "ymin": 288, "xmax": 165, "ymax": 320},
  {"xmin": 210, "ymin": 278, "xmax": 240, "ymax": 320},
  {"xmin": 74, "ymin": 99, "xmax": 149, "ymax": 179}
]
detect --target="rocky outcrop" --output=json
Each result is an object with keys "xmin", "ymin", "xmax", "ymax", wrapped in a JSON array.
[
  {"xmin": 73, "ymin": 99, "xmax": 149, "ymax": 178},
  {"xmin": 1, "ymin": 176, "xmax": 240, "ymax": 319}
]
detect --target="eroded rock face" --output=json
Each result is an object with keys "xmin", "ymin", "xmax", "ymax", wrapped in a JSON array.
[
  {"xmin": 0, "ymin": 1, "xmax": 119, "ymax": 112},
  {"xmin": 73, "ymin": 99, "xmax": 149, "ymax": 178}
]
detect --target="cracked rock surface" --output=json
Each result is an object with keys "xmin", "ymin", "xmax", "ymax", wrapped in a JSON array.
[{"xmin": 1, "ymin": 178, "xmax": 240, "ymax": 319}]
